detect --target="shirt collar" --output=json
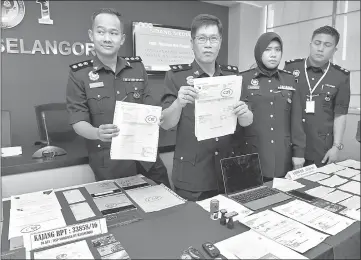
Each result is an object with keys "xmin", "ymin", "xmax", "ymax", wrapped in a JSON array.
[
  {"xmin": 306, "ymin": 57, "xmax": 329, "ymax": 73},
  {"xmin": 92, "ymin": 55, "xmax": 132, "ymax": 74},
  {"xmin": 191, "ymin": 60, "xmax": 222, "ymax": 78},
  {"xmin": 254, "ymin": 67, "xmax": 280, "ymax": 79}
]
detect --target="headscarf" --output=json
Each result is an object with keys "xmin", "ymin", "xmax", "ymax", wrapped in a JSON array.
[{"xmin": 254, "ymin": 32, "xmax": 283, "ymax": 77}]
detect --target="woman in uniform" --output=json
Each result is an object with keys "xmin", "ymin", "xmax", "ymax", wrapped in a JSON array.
[{"xmin": 238, "ymin": 32, "xmax": 306, "ymax": 181}]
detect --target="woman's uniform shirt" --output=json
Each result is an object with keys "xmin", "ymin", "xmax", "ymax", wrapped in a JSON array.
[{"xmin": 238, "ymin": 67, "xmax": 306, "ymax": 178}]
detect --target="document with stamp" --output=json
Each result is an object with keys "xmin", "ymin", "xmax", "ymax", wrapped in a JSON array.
[
  {"xmin": 93, "ymin": 193, "xmax": 136, "ymax": 214},
  {"xmin": 111, "ymin": 101, "xmax": 162, "ymax": 162},
  {"xmin": 193, "ymin": 75, "xmax": 242, "ymax": 141}
]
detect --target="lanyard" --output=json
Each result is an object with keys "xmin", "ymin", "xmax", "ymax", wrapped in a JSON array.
[{"xmin": 304, "ymin": 59, "xmax": 330, "ymax": 100}]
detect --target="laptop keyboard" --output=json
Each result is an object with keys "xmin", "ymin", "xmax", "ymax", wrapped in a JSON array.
[{"xmin": 232, "ymin": 186, "xmax": 280, "ymax": 204}]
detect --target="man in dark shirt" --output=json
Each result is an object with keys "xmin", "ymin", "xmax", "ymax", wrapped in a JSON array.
[
  {"xmin": 66, "ymin": 8, "xmax": 170, "ymax": 186},
  {"xmin": 284, "ymin": 26, "xmax": 350, "ymax": 166},
  {"xmin": 160, "ymin": 14, "xmax": 253, "ymax": 201}
]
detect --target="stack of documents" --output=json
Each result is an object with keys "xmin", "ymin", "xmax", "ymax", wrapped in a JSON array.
[
  {"xmin": 336, "ymin": 159, "xmax": 361, "ymax": 170},
  {"xmin": 193, "ymin": 75, "xmax": 242, "ymax": 141},
  {"xmin": 239, "ymin": 210, "xmax": 328, "ymax": 253},
  {"xmin": 317, "ymin": 163, "xmax": 346, "ymax": 174},
  {"xmin": 125, "ymin": 184, "xmax": 186, "ymax": 212},
  {"xmin": 273, "ymin": 199, "xmax": 355, "ymax": 235},
  {"xmin": 272, "ymin": 178, "xmax": 305, "ymax": 192},
  {"xmin": 115, "ymin": 174, "xmax": 150, "ymax": 190},
  {"xmin": 197, "ymin": 194, "xmax": 253, "ymax": 220},
  {"xmin": 85, "ymin": 180, "xmax": 121, "ymax": 197},
  {"xmin": 9, "ymin": 190, "xmax": 66, "ymax": 239},
  {"xmin": 215, "ymin": 230, "xmax": 308, "ymax": 259},
  {"xmin": 111, "ymin": 101, "xmax": 162, "ymax": 162}
]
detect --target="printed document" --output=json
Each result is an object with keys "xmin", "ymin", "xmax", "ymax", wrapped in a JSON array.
[
  {"xmin": 317, "ymin": 175, "xmax": 348, "ymax": 187},
  {"xmin": 70, "ymin": 202, "xmax": 96, "ymax": 221},
  {"xmin": 336, "ymin": 159, "xmax": 360, "ymax": 170},
  {"xmin": 273, "ymin": 199, "xmax": 355, "ymax": 235},
  {"xmin": 34, "ymin": 240, "xmax": 94, "ymax": 259},
  {"xmin": 125, "ymin": 184, "xmax": 185, "ymax": 212},
  {"xmin": 85, "ymin": 181, "xmax": 120, "ymax": 197},
  {"xmin": 338, "ymin": 181, "xmax": 360, "ymax": 195},
  {"xmin": 352, "ymin": 174, "xmax": 360, "ymax": 182},
  {"xmin": 305, "ymin": 186, "xmax": 335, "ymax": 198},
  {"xmin": 111, "ymin": 101, "xmax": 162, "ymax": 162},
  {"xmin": 215, "ymin": 230, "xmax": 308, "ymax": 259},
  {"xmin": 339, "ymin": 195, "xmax": 360, "ymax": 210},
  {"xmin": 11, "ymin": 190, "xmax": 61, "ymax": 211},
  {"xmin": 194, "ymin": 75, "xmax": 242, "ymax": 141},
  {"xmin": 333, "ymin": 168, "xmax": 360, "ymax": 178},
  {"xmin": 321, "ymin": 190, "xmax": 353, "ymax": 203},
  {"xmin": 272, "ymin": 178, "xmax": 305, "ymax": 192},
  {"xmin": 63, "ymin": 189, "xmax": 86, "ymax": 204},
  {"xmin": 8, "ymin": 208, "xmax": 66, "ymax": 239},
  {"xmin": 339, "ymin": 208, "xmax": 360, "ymax": 221},
  {"xmin": 303, "ymin": 172, "xmax": 330, "ymax": 182},
  {"xmin": 197, "ymin": 194, "xmax": 253, "ymax": 221},
  {"xmin": 317, "ymin": 163, "xmax": 346, "ymax": 174},
  {"xmin": 239, "ymin": 210, "xmax": 328, "ymax": 253}
]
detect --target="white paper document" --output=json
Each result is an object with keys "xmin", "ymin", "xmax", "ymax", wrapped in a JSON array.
[
  {"xmin": 115, "ymin": 174, "xmax": 149, "ymax": 189},
  {"xmin": 317, "ymin": 163, "xmax": 346, "ymax": 174},
  {"xmin": 239, "ymin": 210, "xmax": 328, "ymax": 253},
  {"xmin": 333, "ymin": 168, "xmax": 360, "ymax": 178},
  {"xmin": 193, "ymin": 75, "xmax": 242, "ymax": 141},
  {"xmin": 1, "ymin": 146, "xmax": 22, "ymax": 157},
  {"xmin": 273, "ymin": 199, "xmax": 355, "ymax": 235},
  {"xmin": 339, "ymin": 195, "xmax": 360, "ymax": 210},
  {"xmin": 303, "ymin": 172, "xmax": 330, "ymax": 182},
  {"xmin": 317, "ymin": 175, "xmax": 348, "ymax": 187},
  {"xmin": 321, "ymin": 190, "xmax": 353, "ymax": 203},
  {"xmin": 125, "ymin": 184, "xmax": 185, "ymax": 212},
  {"xmin": 215, "ymin": 230, "xmax": 308, "ymax": 259},
  {"xmin": 11, "ymin": 190, "xmax": 61, "ymax": 211},
  {"xmin": 196, "ymin": 195, "xmax": 253, "ymax": 221},
  {"xmin": 70, "ymin": 202, "xmax": 96, "ymax": 221},
  {"xmin": 34, "ymin": 240, "xmax": 94, "ymax": 259},
  {"xmin": 336, "ymin": 159, "xmax": 361, "ymax": 170},
  {"xmin": 352, "ymin": 174, "xmax": 361, "ymax": 182},
  {"xmin": 85, "ymin": 181, "xmax": 120, "ymax": 197},
  {"xmin": 339, "ymin": 208, "xmax": 360, "ymax": 221},
  {"xmin": 338, "ymin": 181, "xmax": 360, "ymax": 195},
  {"xmin": 272, "ymin": 178, "xmax": 305, "ymax": 192},
  {"xmin": 305, "ymin": 186, "xmax": 335, "ymax": 198},
  {"xmin": 111, "ymin": 101, "xmax": 162, "ymax": 162},
  {"xmin": 8, "ymin": 209, "xmax": 66, "ymax": 239},
  {"xmin": 63, "ymin": 189, "xmax": 86, "ymax": 204}
]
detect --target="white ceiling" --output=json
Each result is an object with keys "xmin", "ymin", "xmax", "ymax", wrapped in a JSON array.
[{"xmin": 202, "ymin": 1, "xmax": 279, "ymax": 8}]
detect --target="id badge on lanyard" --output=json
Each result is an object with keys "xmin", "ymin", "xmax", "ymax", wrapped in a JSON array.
[{"xmin": 304, "ymin": 59, "xmax": 330, "ymax": 114}]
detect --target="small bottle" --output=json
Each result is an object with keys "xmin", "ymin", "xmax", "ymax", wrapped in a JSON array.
[
  {"xmin": 220, "ymin": 209, "xmax": 227, "ymax": 225},
  {"xmin": 210, "ymin": 199, "xmax": 219, "ymax": 220}
]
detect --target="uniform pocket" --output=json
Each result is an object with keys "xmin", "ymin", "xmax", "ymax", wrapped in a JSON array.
[
  {"xmin": 125, "ymin": 83, "xmax": 145, "ymax": 103},
  {"xmin": 87, "ymin": 89, "xmax": 112, "ymax": 114},
  {"xmin": 243, "ymin": 136, "xmax": 258, "ymax": 154},
  {"xmin": 318, "ymin": 129, "xmax": 333, "ymax": 151},
  {"xmin": 172, "ymin": 151, "xmax": 197, "ymax": 183}
]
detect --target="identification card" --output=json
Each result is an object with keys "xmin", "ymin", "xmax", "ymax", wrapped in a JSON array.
[{"xmin": 306, "ymin": 100, "xmax": 315, "ymax": 114}]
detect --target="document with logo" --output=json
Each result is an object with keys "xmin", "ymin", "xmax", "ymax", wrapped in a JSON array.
[
  {"xmin": 93, "ymin": 193, "xmax": 136, "ymax": 214},
  {"xmin": 125, "ymin": 184, "xmax": 186, "ymax": 213},
  {"xmin": 273, "ymin": 199, "xmax": 355, "ymax": 235},
  {"xmin": 336, "ymin": 159, "xmax": 361, "ymax": 170},
  {"xmin": 194, "ymin": 75, "xmax": 242, "ymax": 141},
  {"xmin": 34, "ymin": 240, "xmax": 94, "ymax": 259},
  {"xmin": 8, "ymin": 208, "xmax": 66, "ymax": 240},
  {"xmin": 111, "ymin": 101, "xmax": 162, "ymax": 162},
  {"xmin": 70, "ymin": 202, "xmax": 96, "ymax": 221},
  {"xmin": 114, "ymin": 174, "xmax": 150, "ymax": 190},
  {"xmin": 85, "ymin": 180, "xmax": 121, "ymax": 197},
  {"xmin": 239, "ymin": 210, "xmax": 328, "ymax": 253},
  {"xmin": 215, "ymin": 230, "xmax": 308, "ymax": 259},
  {"xmin": 11, "ymin": 189, "xmax": 61, "ymax": 211}
]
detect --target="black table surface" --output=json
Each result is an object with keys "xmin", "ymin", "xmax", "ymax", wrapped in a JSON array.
[{"xmin": 1, "ymin": 129, "xmax": 176, "ymax": 176}]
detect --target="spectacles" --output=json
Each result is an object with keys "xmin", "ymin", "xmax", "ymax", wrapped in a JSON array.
[{"xmin": 194, "ymin": 35, "xmax": 221, "ymax": 45}]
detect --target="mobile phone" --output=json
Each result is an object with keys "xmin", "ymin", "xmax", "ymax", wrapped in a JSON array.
[
  {"xmin": 288, "ymin": 190, "xmax": 317, "ymax": 202},
  {"xmin": 202, "ymin": 242, "xmax": 220, "ymax": 258}
]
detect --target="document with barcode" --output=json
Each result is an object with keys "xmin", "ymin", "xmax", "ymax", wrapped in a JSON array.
[{"xmin": 111, "ymin": 101, "xmax": 161, "ymax": 162}]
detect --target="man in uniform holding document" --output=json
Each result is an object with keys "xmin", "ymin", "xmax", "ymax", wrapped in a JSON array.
[
  {"xmin": 160, "ymin": 14, "xmax": 253, "ymax": 201},
  {"xmin": 284, "ymin": 26, "xmax": 350, "ymax": 167},
  {"xmin": 66, "ymin": 8, "xmax": 170, "ymax": 186}
]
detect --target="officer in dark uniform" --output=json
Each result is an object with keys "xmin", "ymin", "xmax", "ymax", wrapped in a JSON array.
[
  {"xmin": 160, "ymin": 14, "xmax": 253, "ymax": 201},
  {"xmin": 66, "ymin": 8, "xmax": 170, "ymax": 186},
  {"xmin": 284, "ymin": 26, "xmax": 350, "ymax": 167},
  {"xmin": 239, "ymin": 32, "xmax": 306, "ymax": 181}
]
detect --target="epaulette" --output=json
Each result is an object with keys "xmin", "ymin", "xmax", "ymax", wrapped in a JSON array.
[
  {"xmin": 285, "ymin": 58, "xmax": 304, "ymax": 64},
  {"xmin": 169, "ymin": 64, "xmax": 192, "ymax": 72},
  {"xmin": 280, "ymin": 69, "xmax": 293, "ymax": 75},
  {"xmin": 70, "ymin": 59, "xmax": 93, "ymax": 72},
  {"xmin": 239, "ymin": 68, "xmax": 255, "ymax": 74},
  {"xmin": 331, "ymin": 63, "xmax": 350, "ymax": 75},
  {"xmin": 123, "ymin": 56, "xmax": 142, "ymax": 62},
  {"xmin": 220, "ymin": 64, "xmax": 238, "ymax": 73}
]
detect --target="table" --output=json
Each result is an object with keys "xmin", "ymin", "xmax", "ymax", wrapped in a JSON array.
[{"xmin": 1, "ymin": 178, "xmax": 360, "ymax": 259}]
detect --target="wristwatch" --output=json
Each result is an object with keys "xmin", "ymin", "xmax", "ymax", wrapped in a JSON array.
[{"xmin": 333, "ymin": 143, "xmax": 344, "ymax": 150}]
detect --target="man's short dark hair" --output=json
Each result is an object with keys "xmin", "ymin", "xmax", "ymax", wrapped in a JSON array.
[
  {"xmin": 191, "ymin": 14, "xmax": 223, "ymax": 39},
  {"xmin": 91, "ymin": 8, "xmax": 124, "ymax": 32},
  {"xmin": 312, "ymin": 25, "xmax": 340, "ymax": 46}
]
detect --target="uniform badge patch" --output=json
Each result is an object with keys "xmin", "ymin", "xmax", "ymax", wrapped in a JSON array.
[
  {"xmin": 186, "ymin": 76, "xmax": 194, "ymax": 85},
  {"xmin": 89, "ymin": 71, "xmax": 99, "ymax": 81},
  {"xmin": 293, "ymin": 70, "xmax": 300, "ymax": 77},
  {"xmin": 251, "ymin": 79, "xmax": 259, "ymax": 86}
]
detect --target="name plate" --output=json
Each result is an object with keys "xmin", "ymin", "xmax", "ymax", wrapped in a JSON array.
[
  {"xmin": 285, "ymin": 164, "xmax": 318, "ymax": 180},
  {"xmin": 24, "ymin": 218, "xmax": 107, "ymax": 251}
]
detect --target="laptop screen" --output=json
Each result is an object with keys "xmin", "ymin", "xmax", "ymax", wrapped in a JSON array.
[{"xmin": 220, "ymin": 153, "xmax": 264, "ymax": 195}]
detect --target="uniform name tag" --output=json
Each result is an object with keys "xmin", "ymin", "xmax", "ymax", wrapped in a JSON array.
[
  {"xmin": 278, "ymin": 85, "xmax": 295, "ymax": 91},
  {"xmin": 248, "ymin": 85, "xmax": 260, "ymax": 90},
  {"xmin": 89, "ymin": 82, "xmax": 104, "ymax": 88},
  {"xmin": 324, "ymin": 84, "xmax": 335, "ymax": 88},
  {"xmin": 306, "ymin": 100, "xmax": 315, "ymax": 113},
  {"xmin": 122, "ymin": 78, "xmax": 144, "ymax": 82}
]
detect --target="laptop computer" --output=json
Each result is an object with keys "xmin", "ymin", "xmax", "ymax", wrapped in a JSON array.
[{"xmin": 220, "ymin": 153, "xmax": 291, "ymax": 211}]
